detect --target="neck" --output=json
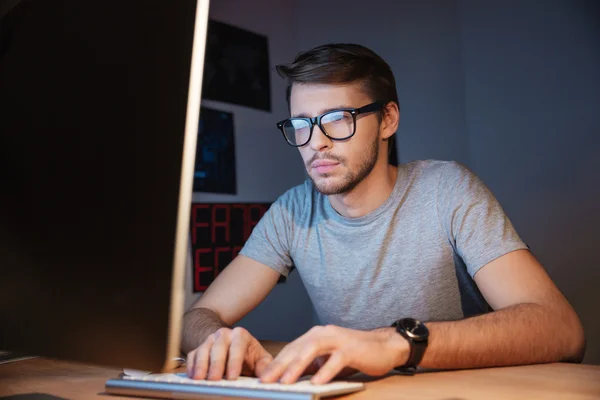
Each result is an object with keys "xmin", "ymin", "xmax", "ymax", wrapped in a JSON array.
[{"xmin": 328, "ymin": 163, "xmax": 398, "ymax": 218}]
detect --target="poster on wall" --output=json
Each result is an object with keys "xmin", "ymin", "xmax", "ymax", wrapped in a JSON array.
[
  {"xmin": 193, "ymin": 106, "xmax": 236, "ymax": 194},
  {"xmin": 190, "ymin": 203, "xmax": 288, "ymax": 292},
  {"xmin": 202, "ymin": 19, "xmax": 271, "ymax": 111}
]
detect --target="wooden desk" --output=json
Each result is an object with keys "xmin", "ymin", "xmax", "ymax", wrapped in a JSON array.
[{"xmin": 2, "ymin": 342, "xmax": 599, "ymax": 400}]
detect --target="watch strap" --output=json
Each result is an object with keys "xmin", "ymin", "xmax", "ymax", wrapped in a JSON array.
[
  {"xmin": 392, "ymin": 319, "xmax": 428, "ymax": 372},
  {"xmin": 404, "ymin": 336, "xmax": 427, "ymax": 368}
]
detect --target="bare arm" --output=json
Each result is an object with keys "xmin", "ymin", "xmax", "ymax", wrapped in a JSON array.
[
  {"xmin": 257, "ymin": 249, "xmax": 586, "ymax": 385},
  {"xmin": 181, "ymin": 254, "xmax": 282, "ymax": 354},
  {"xmin": 416, "ymin": 249, "xmax": 585, "ymax": 369},
  {"xmin": 181, "ymin": 308, "xmax": 229, "ymax": 355}
]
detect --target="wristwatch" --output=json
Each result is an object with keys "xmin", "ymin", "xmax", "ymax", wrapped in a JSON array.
[{"xmin": 391, "ymin": 318, "xmax": 429, "ymax": 373}]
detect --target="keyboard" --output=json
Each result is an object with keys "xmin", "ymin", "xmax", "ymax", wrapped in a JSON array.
[{"xmin": 105, "ymin": 372, "xmax": 365, "ymax": 400}]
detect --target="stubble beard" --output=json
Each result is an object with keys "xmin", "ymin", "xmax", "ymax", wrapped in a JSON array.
[{"xmin": 309, "ymin": 136, "xmax": 380, "ymax": 196}]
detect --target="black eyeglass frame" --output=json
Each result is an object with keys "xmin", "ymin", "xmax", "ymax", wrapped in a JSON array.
[{"xmin": 276, "ymin": 101, "xmax": 384, "ymax": 147}]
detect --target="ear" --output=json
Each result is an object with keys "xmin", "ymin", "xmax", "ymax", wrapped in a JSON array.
[{"xmin": 380, "ymin": 102, "xmax": 400, "ymax": 140}]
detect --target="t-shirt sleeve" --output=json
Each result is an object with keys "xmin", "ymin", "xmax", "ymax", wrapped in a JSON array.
[
  {"xmin": 436, "ymin": 161, "xmax": 529, "ymax": 278},
  {"xmin": 238, "ymin": 197, "xmax": 294, "ymax": 277}
]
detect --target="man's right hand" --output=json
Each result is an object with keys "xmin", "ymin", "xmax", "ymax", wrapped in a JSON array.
[{"xmin": 186, "ymin": 327, "xmax": 273, "ymax": 381}]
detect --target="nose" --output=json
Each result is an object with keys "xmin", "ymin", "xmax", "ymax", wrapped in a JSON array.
[{"xmin": 309, "ymin": 124, "xmax": 332, "ymax": 152}]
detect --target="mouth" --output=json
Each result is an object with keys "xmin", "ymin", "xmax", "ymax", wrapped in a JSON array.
[{"xmin": 311, "ymin": 160, "xmax": 340, "ymax": 174}]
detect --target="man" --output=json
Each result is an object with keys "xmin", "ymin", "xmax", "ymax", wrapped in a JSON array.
[{"xmin": 182, "ymin": 43, "xmax": 585, "ymax": 385}]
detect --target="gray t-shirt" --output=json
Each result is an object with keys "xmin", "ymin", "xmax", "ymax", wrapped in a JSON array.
[{"xmin": 240, "ymin": 160, "xmax": 528, "ymax": 329}]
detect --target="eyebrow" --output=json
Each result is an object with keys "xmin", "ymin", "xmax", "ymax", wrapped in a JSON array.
[{"xmin": 291, "ymin": 105, "xmax": 351, "ymax": 118}]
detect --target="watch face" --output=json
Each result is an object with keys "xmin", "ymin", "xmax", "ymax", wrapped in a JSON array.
[{"xmin": 401, "ymin": 318, "xmax": 429, "ymax": 339}]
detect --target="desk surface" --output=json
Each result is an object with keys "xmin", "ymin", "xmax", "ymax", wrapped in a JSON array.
[{"xmin": 2, "ymin": 342, "xmax": 600, "ymax": 400}]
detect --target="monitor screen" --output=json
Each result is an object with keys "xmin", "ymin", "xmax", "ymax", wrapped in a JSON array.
[{"xmin": 0, "ymin": 0, "xmax": 209, "ymax": 371}]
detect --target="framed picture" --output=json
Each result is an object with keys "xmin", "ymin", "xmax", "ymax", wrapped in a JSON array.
[
  {"xmin": 193, "ymin": 106, "xmax": 236, "ymax": 194},
  {"xmin": 202, "ymin": 19, "xmax": 271, "ymax": 111}
]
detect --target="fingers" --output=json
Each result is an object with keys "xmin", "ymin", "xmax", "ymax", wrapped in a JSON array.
[
  {"xmin": 258, "ymin": 342, "xmax": 291, "ymax": 383},
  {"xmin": 189, "ymin": 325, "xmax": 357, "ymax": 385},
  {"xmin": 207, "ymin": 328, "xmax": 231, "ymax": 380},
  {"xmin": 186, "ymin": 349, "xmax": 196, "ymax": 378},
  {"xmin": 259, "ymin": 325, "xmax": 357, "ymax": 384},
  {"xmin": 275, "ymin": 341, "xmax": 326, "ymax": 384},
  {"xmin": 279, "ymin": 354, "xmax": 316, "ymax": 384},
  {"xmin": 186, "ymin": 327, "xmax": 267, "ymax": 381},
  {"xmin": 245, "ymin": 336, "xmax": 274, "ymax": 377},
  {"xmin": 253, "ymin": 352, "xmax": 273, "ymax": 377},
  {"xmin": 310, "ymin": 351, "xmax": 346, "ymax": 384},
  {"xmin": 187, "ymin": 334, "xmax": 215, "ymax": 379},
  {"xmin": 260, "ymin": 330, "xmax": 335, "ymax": 383},
  {"xmin": 226, "ymin": 328, "xmax": 250, "ymax": 380}
]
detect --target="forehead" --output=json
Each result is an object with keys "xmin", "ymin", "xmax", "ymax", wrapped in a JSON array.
[{"xmin": 289, "ymin": 82, "xmax": 372, "ymax": 117}]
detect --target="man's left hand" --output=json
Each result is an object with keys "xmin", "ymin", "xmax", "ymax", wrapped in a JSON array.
[{"xmin": 258, "ymin": 325, "xmax": 408, "ymax": 384}]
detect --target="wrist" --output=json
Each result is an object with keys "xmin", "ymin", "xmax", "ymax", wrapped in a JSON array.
[
  {"xmin": 381, "ymin": 327, "xmax": 410, "ymax": 368},
  {"xmin": 391, "ymin": 318, "xmax": 430, "ymax": 371}
]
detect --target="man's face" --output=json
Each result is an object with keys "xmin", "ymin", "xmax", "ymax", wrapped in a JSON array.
[{"xmin": 289, "ymin": 82, "xmax": 382, "ymax": 195}]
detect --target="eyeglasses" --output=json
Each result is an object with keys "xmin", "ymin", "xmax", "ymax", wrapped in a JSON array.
[{"xmin": 276, "ymin": 102, "xmax": 383, "ymax": 147}]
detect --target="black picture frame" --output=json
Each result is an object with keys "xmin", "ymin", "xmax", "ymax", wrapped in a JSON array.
[
  {"xmin": 193, "ymin": 106, "xmax": 237, "ymax": 194},
  {"xmin": 202, "ymin": 19, "xmax": 271, "ymax": 111}
]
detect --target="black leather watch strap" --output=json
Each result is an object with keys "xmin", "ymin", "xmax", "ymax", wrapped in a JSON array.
[
  {"xmin": 404, "ymin": 335, "xmax": 427, "ymax": 368},
  {"xmin": 391, "ymin": 318, "xmax": 429, "ymax": 373}
]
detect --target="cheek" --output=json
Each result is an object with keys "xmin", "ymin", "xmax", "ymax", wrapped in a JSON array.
[
  {"xmin": 345, "ymin": 142, "xmax": 369, "ymax": 161},
  {"xmin": 298, "ymin": 148, "xmax": 311, "ymax": 162}
]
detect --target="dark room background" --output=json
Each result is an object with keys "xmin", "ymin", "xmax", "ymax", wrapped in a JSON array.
[{"xmin": 186, "ymin": 0, "xmax": 600, "ymax": 365}]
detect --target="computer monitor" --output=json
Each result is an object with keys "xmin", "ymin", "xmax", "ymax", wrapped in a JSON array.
[{"xmin": 0, "ymin": 0, "xmax": 209, "ymax": 372}]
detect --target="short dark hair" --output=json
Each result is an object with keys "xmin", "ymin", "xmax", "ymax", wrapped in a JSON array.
[
  {"xmin": 275, "ymin": 43, "xmax": 399, "ymax": 112},
  {"xmin": 276, "ymin": 43, "xmax": 399, "ymax": 165}
]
